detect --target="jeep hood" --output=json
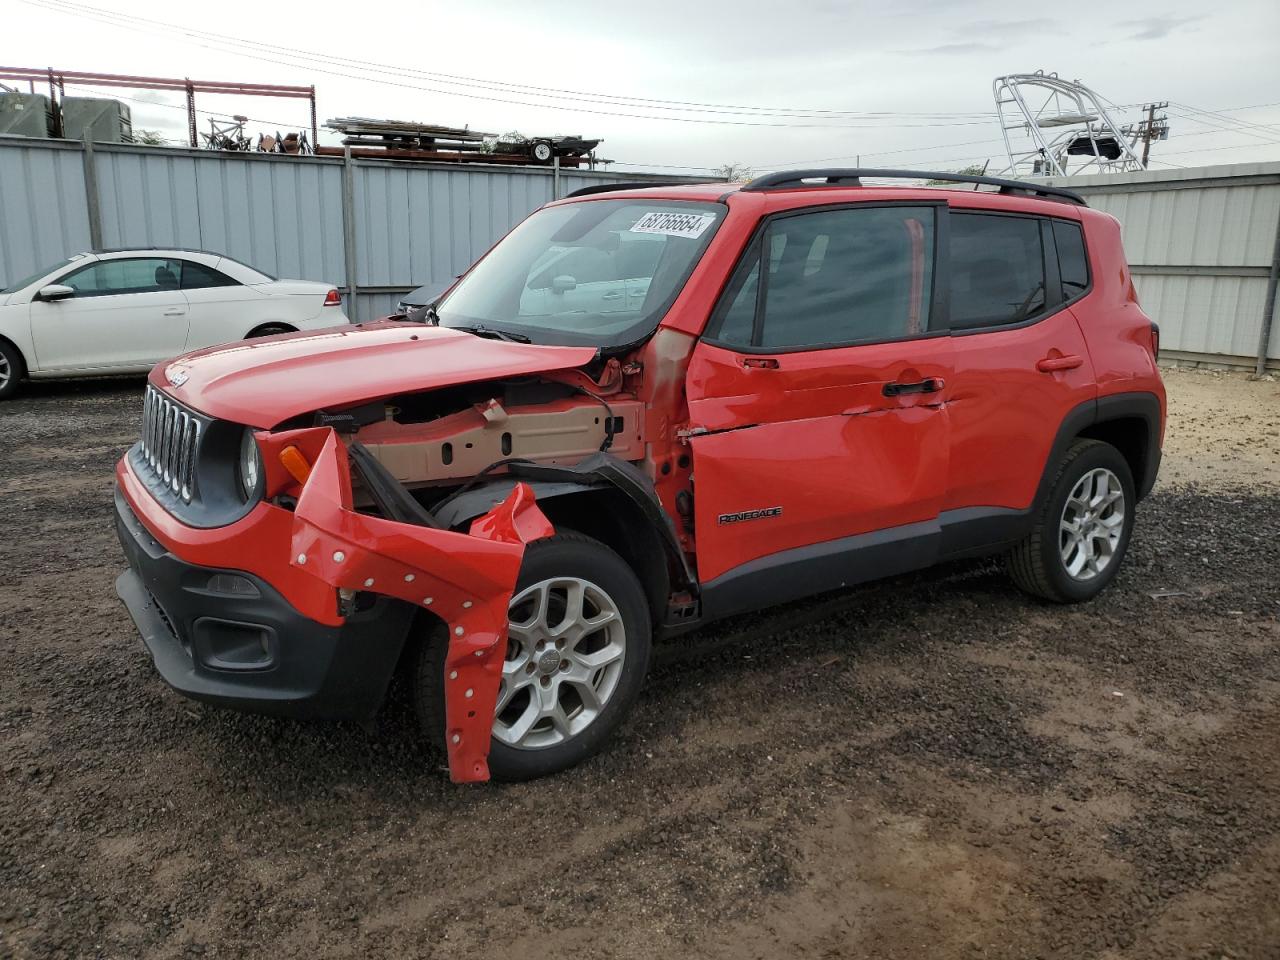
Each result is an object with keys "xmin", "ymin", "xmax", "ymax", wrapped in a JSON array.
[{"xmin": 154, "ymin": 321, "xmax": 598, "ymax": 428}]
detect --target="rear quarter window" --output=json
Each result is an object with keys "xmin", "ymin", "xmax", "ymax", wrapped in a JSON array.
[{"xmin": 1052, "ymin": 220, "xmax": 1090, "ymax": 297}]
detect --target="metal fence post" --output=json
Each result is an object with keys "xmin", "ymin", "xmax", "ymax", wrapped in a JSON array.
[
  {"xmin": 1256, "ymin": 205, "xmax": 1280, "ymax": 377},
  {"xmin": 553, "ymin": 155, "xmax": 561, "ymax": 200},
  {"xmin": 81, "ymin": 137, "xmax": 103, "ymax": 252},
  {"xmin": 341, "ymin": 146, "xmax": 360, "ymax": 319}
]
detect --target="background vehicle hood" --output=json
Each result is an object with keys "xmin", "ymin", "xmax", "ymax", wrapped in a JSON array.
[{"xmin": 154, "ymin": 322, "xmax": 598, "ymax": 428}]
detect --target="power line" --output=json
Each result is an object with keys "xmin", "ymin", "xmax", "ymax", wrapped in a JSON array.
[{"xmin": 20, "ymin": 0, "xmax": 1002, "ymax": 127}]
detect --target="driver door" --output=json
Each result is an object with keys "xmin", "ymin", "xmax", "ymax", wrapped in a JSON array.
[
  {"xmin": 686, "ymin": 203, "xmax": 953, "ymax": 591},
  {"xmin": 30, "ymin": 257, "xmax": 190, "ymax": 371}
]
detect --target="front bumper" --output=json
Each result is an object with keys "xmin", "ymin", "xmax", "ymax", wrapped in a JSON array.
[
  {"xmin": 113, "ymin": 426, "xmax": 552, "ymax": 783},
  {"xmin": 115, "ymin": 488, "xmax": 414, "ymax": 720}
]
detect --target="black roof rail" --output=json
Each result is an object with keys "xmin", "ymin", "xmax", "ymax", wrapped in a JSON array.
[
  {"xmin": 739, "ymin": 168, "xmax": 1087, "ymax": 206},
  {"xmin": 564, "ymin": 181, "xmax": 695, "ymax": 199}
]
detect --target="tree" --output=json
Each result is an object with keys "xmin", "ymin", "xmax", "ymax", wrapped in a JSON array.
[
  {"xmin": 132, "ymin": 129, "xmax": 168, "ymax": 146},
  {"xmin": 713, "ymin": 162, "xmax": 753, "ymax": 182}
]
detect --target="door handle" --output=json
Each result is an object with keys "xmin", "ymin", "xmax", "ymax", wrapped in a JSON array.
[
  {"xmin": 1036, "ymin": 354, "xmax": 1083, "ymax": 373},
  {"xmin": 741, "ymin": 357, "xmax": 779, "ymax": 369},
  {"xmin": 883, "ymin": 377, "xmax": 945, "ymax": 397},
  {"xmin": 163, "ymin": 308, "xmax": 186, "ymax": 317}
]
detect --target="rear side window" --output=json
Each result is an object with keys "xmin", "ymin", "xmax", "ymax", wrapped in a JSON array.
[
  {"xmin": 181, "ymin": 261, "xmax": 240, "ymax": 290},
  {"xmin": 949, "ymin": 214, "xmax": 1046, "ymax": 329},
  {"xmin": 1052, "ymin": 221, "xmax": 1090, "ymax": 297},
  {"xmin": 710, "ymin": 205, "xmax": 936, "ymax": 349}
]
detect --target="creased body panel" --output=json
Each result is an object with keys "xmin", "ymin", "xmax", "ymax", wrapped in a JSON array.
[{"xmin": 288, "ymin": 430, "xmax": 552, "ymax": 782}]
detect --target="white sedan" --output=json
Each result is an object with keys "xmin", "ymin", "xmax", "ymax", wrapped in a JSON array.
[{"xmin": 0, "ymin": 248, "xmax": 350, "ymax": 399}]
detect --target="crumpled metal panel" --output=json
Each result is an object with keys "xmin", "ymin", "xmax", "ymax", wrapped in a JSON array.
[{"xmin": 287, "ymin": 428, "xmax": 552, "ymax": 782}]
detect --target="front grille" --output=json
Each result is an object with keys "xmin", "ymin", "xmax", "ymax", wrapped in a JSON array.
[{"xmin": 139, "ymin": 385, "xmax": 202, "ymax": 503}]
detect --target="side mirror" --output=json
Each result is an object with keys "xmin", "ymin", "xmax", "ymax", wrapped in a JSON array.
[
  {"xmin": 37, "ymin": 284, "xmax": 75, "ymax": 301},
  {"xmin": 550, "ymin": 275, "xmax": 577, "ymax": 295}
]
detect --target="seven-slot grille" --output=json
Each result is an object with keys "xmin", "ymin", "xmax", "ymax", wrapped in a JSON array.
[{"xmin": 139, "ymin": 385, "xmax": 202, "ymax": 502}]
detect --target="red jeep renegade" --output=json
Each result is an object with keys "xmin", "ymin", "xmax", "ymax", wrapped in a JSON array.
[{"xmin": 114, "ymin": 169, "xmax": 1165, "ymax": 783}]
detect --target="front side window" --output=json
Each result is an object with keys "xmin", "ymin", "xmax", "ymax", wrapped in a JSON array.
[
  {"xmin": 436, "ymin": 199, "xmax": 725, "ymax": 348},
  {"xmin": 61, "ymin": 258, "xmax": 184, "ymax": 298},
  {"xmin": 711, "ymin": 205, "xmax": 937, "ymax": 349},
  {"xmin": 949, "ymin": 214, "xmax": 1046, "ymax": 328}
]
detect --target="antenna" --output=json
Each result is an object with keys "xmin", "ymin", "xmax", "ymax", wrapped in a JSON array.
[{"xmin": 993, "ymin": 71, "xmax": 1146, "ymax": 177}]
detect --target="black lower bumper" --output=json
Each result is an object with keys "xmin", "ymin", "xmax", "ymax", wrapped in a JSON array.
[{"xmin": 114, "ymin": 488, "xmax": 416, "ymax": 720}]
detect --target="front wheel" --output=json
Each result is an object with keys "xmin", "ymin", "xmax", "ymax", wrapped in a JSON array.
[
  {"xmin": 0, "ymin": 339, "xmax": 25, "ymax": 400},
  {"xmin": 1006, "ymin": 439, "xmax": 1136, "ymax": 603},
  {"xmin": 413, "ymin": 532, "xmax": 651, "ymax": 781}
]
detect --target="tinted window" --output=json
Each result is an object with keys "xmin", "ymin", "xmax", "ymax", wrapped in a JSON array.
[
  {"xmin": 711, "ymin": 206, "xmax": 936, "ymax": 349},
  {"xmin": 181, "ymin": 261, "xmax": 239, "ymax": 290},
  {"xmin": 62, "ymin": 258, "xmax": 182, "ymax": 297},
  {"xmin": 949, "ymin": 214, "xmax": 1046, "ymax": 328},
  {"xmin": 1053, "ymin": 220, "xmax": 1089, "ymax": 296}
]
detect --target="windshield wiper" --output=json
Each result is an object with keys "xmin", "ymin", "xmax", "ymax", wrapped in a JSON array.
[{"xmin": 454, "ymin": 324, "xmax": 531, "ymax": 344}]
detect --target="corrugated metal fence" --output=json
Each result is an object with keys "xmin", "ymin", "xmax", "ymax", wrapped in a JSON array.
[
  {"xmin": 1040, "ymin": 162, "xmax": 1280, "ymax": 371},
  {"xmin": 0, "ymin": 135, "xmax": 703, "ymax": 323}
]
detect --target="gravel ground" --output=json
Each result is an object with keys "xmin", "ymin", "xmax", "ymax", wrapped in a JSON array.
[{"xmin": 1, "ymin": 369, "xmax": 1278, "ymax": 960}]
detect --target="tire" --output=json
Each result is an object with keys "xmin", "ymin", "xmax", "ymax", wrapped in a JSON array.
[
  {"xmin": 1006, "ymin": 439, "xmax": 1136, "ymax": 603},
  {"xmin": 531, "ymin": 140, "xmax": 554, "ymax": 164},
  {"xmin": 246, "ymin": 324, "xmax": 294, "ymax": 338},
  {"xmin": 413, "ymin": 532, "xmax": 652, "ymax": 781},
  {"xmin": 0, "ymin": 339, "xmax": 25, "ymax": 401}
]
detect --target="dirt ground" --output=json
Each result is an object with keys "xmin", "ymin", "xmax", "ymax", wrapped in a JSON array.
[{"xmin": 1, "ymin": 367, "xmax": 1278, "ymax": 960}]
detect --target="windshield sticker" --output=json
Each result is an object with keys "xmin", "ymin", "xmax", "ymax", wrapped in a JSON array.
[{"xmin": 629, "ymin": 211, "xmax": 716, "ymax": 239}]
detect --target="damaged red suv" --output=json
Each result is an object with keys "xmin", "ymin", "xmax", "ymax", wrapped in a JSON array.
[{"xmin": 115, "ymin": 169, "xmax": 1165, "ymax": 783}]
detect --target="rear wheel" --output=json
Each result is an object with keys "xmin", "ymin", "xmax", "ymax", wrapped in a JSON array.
[
  {"xmin": 413, "ymin": 532, "xmax": 651, "ymax": 780},
  {"xmin": 246, "ymin": 323, "xmax": 294, "ymax": 338},
  {"xmin": 1006, "ymin": 439, "xmax": 1135, "ymax": 603},
  {"xmin": 0, "ymin": 340, "xmax": 25, "ymax": 401}
]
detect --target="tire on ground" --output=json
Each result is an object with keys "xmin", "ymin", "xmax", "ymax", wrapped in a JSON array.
[
  {"xmin": 412, "ymin": 531, "xmax": 652, "ymax": 781},
  {"xmin": 1006, "ymin": 438, "xmax": 1137, "ymax": 603},
  {"xmin": 0, "ymin": 339, "xmax": 26, "ymax": 401}
]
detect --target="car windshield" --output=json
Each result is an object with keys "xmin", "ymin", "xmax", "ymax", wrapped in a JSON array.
[
  {"xmin": 435, "ymin": 199, "xmax": 725, "ymax": 348},
  {"xmin": 0, "ymin": 256, "xmax": 78, "ymax": 295}
]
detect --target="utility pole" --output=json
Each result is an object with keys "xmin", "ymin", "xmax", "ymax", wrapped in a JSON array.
[{"xmin": 1131, "ymin": 102, "xmax": 1169, "ymax": 168}]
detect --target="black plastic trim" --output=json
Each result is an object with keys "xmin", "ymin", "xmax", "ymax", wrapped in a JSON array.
[
  {"xmin": 563, "ymin": 181, "xmax": 695, "ymax": 199},
  {"xmin": 114, "ymin": 488, "xmax": 415, "ymax": 720},
  {"xmin": 740, "ymin": 168, "xmax": 1087, "ymax": 205}
]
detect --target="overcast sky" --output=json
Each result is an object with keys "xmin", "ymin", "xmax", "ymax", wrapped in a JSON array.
[{"xmin": 7, "ymin": 0, "xmax": 1280, "ymax": 176}]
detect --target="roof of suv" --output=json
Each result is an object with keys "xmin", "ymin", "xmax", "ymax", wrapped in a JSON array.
[{"xmin": 564, "ymin": 168, "xmax": 1087, "ymax": 212}]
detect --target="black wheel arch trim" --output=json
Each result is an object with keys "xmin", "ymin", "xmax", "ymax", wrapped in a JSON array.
[
  {"xmin": 431, "ymin": 452, "xmax": 697, "ymax": 595},
  {"xmin": 1035, "ymin": 391, "xmax": 1163, "ymax": 507}
]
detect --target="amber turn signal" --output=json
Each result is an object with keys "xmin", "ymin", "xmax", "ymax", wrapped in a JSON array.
[{"xmin": 279, "ymin": 445, "xmax": 312, "ymax": 485}]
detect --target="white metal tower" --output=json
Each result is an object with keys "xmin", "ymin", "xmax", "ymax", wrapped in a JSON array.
[{"xmin": 994, "ymin": 71, "xmax": 1145, "ymax": 177}]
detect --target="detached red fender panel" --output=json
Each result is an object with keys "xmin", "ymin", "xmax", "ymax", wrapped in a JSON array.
[{"xmin": 288, "ymin": 429, "xmax": 552, "ymax": 783}]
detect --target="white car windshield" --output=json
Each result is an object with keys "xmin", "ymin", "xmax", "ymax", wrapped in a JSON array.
[
  {"xmin": 0, "ymin": 256, "xmax": 77, "ymax": 294},
  {"xmin": 435, "ymin": 199, "xmax": 725, "ymax": 348}
]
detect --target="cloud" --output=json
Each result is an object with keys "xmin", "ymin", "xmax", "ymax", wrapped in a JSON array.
[
  {"xmin": 959, "ymin": 18, "xmax": 1057, "ymax": 39},
  {"xmin": 1117, "ymin": 15, "xmax": 1202, "ymax": 40},
  {"xmin": 901, "ymin": 42, "xmax": 1000, "ymax": 56}
]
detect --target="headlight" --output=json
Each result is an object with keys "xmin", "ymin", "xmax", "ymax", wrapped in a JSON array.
[{"xmin": 239, "ymin": 428, "xmax": 262, "ymax": 500}]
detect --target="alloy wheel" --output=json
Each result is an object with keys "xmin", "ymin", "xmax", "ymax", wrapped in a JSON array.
[
  {"xmin": 493, "ymin": 576, "xmax": 626, "ymax": 750},
  {"xmin": 1059, "ymin": 467, "xmax": 1126, "ymax": 581}
]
